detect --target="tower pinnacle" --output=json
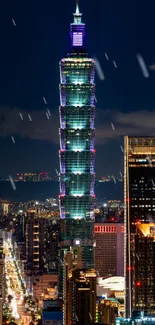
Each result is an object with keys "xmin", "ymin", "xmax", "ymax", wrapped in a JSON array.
[
  {"xmin": 76, "ymin": 0, "xmax": 80, "ymax": 14},
  {"xmin": 71, "ymin": 0, "xmax": 85, "ymax": 47},
  {"xmin": 73, "ymin": 0, "xmax": 82, "ymax": 24}
]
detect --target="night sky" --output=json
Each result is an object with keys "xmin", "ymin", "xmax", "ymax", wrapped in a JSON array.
[{"xmin": 0, "ymin": 0, "xmax": 155, "ymax": 177}]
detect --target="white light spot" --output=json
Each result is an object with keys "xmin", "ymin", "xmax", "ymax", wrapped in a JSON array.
[
  {"xmin": 94, "ymin": 95, "xmax": 97, "ymax": 103},
  {"xmin": 151, "ymin": 179, "xmax": 155, "ymax": 187},
  {"xmin": 130, "ymin": 146, "xmax": 134, "ymax": 154},
  {"xmin": 105, "ymin": 53, "xmax": 109, "ymax": 60},
  {"xmin": 94, "ymin": 57, "xmax": 105, "ymax": 80},
  {"xmin": 119, "ymin": 171, "xmax": 123, "ymax": 178},
  {"xmin": 120, "ymin": 145, "xmax": 124, "ymax": 153},
  {"xmin": 46, "ymin": 112, "xmax": 49, "ymax": 119},
  {"xmin": 19, "ymin": 113, "xmax": 23, "ymax": 120},
  {"xmin": 59, "ymin": 258, "xmax": 63, "ymax": 266},
  {"xmin": 112, "ymin": 176, "xmax": 116, "ymax": 184},
  {"xmin": 147, "ymin": 155, "xmax": 152, "ymax": 167},
  {"xmin": 28, "ymin": 114, "xmax": 32, "ymax": 121},
  {"xmin": 11, "ymin": 136, "xmax": 15, "ymax": 144},
  {"xmin": 9, "ymin": 175, "xmax": 16, "ymax": 191},
  {"xmin": 113, "ymin": 60, "xmax": 117, "ymax": 68},
  {"xmin": 43, "ymin": 97, "xmax": 47, "ymax": 105},
  {"xmin": 12, "ymin": 19, "xmax": 16, "ymax": 26},
  {"xmin": 55, "ymin": 169, "xmax": 59, "ymax": 176},
  {"xmin": 110, "ymin": 122, "xmax": 115, "ymax": 130},
  {"xmin": 136, "ymin": 253, "xmax": 140, "ymax": 261},
  {"xmin": 47, "ymin": 109, "xmax": 51, "ymax": 116},
  {"xmin": 74, "ymin": 314, "xmax": 79, "ymax": 321},
  {"xmin": 137, "ymin": 54, "xmax": 149, "ymax": 78}
]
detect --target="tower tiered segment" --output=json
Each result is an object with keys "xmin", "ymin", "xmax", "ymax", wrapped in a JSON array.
[{"xmin": 59, "ymin": 2, "xmax": 96, "ymax": 271}]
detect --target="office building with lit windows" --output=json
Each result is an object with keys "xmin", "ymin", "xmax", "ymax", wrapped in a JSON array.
[
  {"xmin": 65, "ymin": 264, "xmax": 97, "ymax": 325},
  {"xmin": 59, "ymin": 2, "xmax": 96, "ymax": 295},
  {"xmin": 63, "ymin": 248, "xmax": 83, "ymax": 325},
  {"xmin": 96, "ymin": 298, "xmax": 119, "ymax": 325},
  {"xmin": 124, "ymin": 136, "xmax": 155, "ymax": 317},
  {"xmin": 26, "ymin": 210, "xmax": 45, "ymax": 272},
  {"xmin": 94, "ymin": 223, "xmax": 124, "ymax": 277},
  {"xmin": 130, "ymin": 223, "xmax": 155, "ymax": 315}
]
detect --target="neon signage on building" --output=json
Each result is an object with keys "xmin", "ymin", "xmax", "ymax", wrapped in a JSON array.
[{"xmin": 94, "ymin": 225, "xmax": 124, "ymax": 233}]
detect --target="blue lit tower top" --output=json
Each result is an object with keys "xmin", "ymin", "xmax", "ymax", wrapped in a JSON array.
[
  {"xmin": 70, "ymin": 0, "xmax": 85, "ymax": 47},
  {"xmin": 59, "ymin": 1, "xmax": 96, "ymax": 275}
]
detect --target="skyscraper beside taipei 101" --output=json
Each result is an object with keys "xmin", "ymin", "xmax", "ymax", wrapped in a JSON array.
[
  {"xmin": 58, "ymin": 0, "xmax": 96, "ymax": 299},
  {"xmin": 124, "ymin": 136, "xmax": 155, "ymax": 318}
]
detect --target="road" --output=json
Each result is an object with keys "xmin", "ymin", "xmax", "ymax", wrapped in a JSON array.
[{"xmin": 3, "ymin": 238, "xmax": 28, "ymax": 323}]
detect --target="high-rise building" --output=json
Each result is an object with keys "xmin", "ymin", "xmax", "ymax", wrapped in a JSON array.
[
  {"xmin": 45, "ymin": 220, "xmax": 60, "ymax": 272},
  {"xmin": 124, "ymin": 136, "xmax": 155, "ymax": 316},
  {"xmin": 63, "ymin": 248, "xmax": 83, "ymax": 325},
  {"xmin": 26, "ymin": 210, "xmax": 45, "ymax": 272},
  {"xmin": 66, "ymin": 267, "xmax": 97, "ymax": 325},
  {"xmin": 59, "ymin": 2, "xmax": 96, "ymax": 295},
  {"xmin": 13, "ymin": 213, "xmax": 26, "ymax": 241},
  {"xmin": 94, "ymin": 223, "xmax": 124, "ymax": 277},
  {"xmin": 96, "ymin": 298, "xmax": 119, "ymax": 325},
  {"xmin": 131, "ymin": 223, "xmax": 155, "ymax": 315}
]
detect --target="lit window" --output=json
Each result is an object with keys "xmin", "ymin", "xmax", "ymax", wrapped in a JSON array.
[{"xmin": 73, "ymin": 32, "xmax": 83, "ymax": 47}]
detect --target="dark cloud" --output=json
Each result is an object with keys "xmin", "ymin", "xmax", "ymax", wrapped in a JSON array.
[
  {"xmin": 0, "ymin": 106, "xmax": 59, "ymax": 143},
  {"xmin": 0, "ymin": 107, "xmax": 155, "ymax": 144},
  {"xmin": 96, "ymin": 109, "xmax": 155, "ymax": 142}
]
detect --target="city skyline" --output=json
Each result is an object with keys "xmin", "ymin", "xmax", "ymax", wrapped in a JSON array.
[
  {"xmin": 0, "ymin": 0, "xmax": 155, "ymax": 176},
  {"xmin": 1, "ymin": 1, "xmax": 155, "ymax": 323}
]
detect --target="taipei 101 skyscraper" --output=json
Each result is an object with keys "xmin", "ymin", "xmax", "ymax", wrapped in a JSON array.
[{"xmin": 59, "ymin": 1, "xmax": 96, "ymax": 295}]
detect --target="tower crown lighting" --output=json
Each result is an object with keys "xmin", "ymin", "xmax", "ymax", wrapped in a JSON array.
[{"xmin": 70, "ymin": 0, "xmax": 85, "ymax": 47}]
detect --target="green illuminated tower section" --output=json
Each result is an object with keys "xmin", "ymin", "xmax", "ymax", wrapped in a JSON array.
[{"xmin": 59, "ymin": 2, "xmax": 96, "ymax": 284}]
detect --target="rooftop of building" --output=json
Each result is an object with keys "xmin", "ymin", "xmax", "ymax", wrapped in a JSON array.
[
  {"xmin": 116, "ymin": 311, "xmax": 155, "ymax": 324},
  {"xmin": 136, "ymin": 223, "xmax": 155, "ymax": 237},
  {"xmin": 97, "ymin": 276, "xmax": 125, "ymax": 292}
]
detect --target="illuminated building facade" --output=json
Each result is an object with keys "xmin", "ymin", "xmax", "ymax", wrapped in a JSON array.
[
  {"xmin": 116, "ymin": 311, "xmax": 155, "ymax": 325},
  {"xmin": 59, "ymin": 2, "xmax": 96, "ymax": 294},
  {"xmin": 94, "ymin": 223, "xmax": 124, "ymax": 277},
  {"xmin": 63, "ymin": 248, "xmax": 83, "ymax": 325},
  {"xmin": 26, "ymin": 210, "xmax": 45, "ymax": 272},
  {"xmin": 42, "ymin": 300, "xmax": 63, "ymax": 325},
  {"xmin": 45, "ymin": 220, "xmax": 60, "ymax": 272},
  {"xmin": 96, "ymin": 298, "xmax": 119, "ymax": 325},
  {"xmin": 16, "ymin": 172, "xmax": 49, "ymax": 182},
  {"xmin": 131, "ymin": 224, "xmax": 155, "ymax": 315},
  {"xmin": 65, "ymin": 267, "xmax": 96, "ymax": 325},
  {"xmin": 13, "ymin": 214, "xmax": 26, "ymax": 241},
  {"xmin": 124, "ymin": 136, "xmax": 155, "ymax": 316},
  {"xmin": 97, "ymin": 276, "xmax": 125, "ymax": 301}
]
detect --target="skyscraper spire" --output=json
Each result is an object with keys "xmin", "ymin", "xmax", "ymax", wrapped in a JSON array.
[
  {"xmin": 73, "ymin": 0, "xmax": 82, "ymax": 24},
  {"xmin": 76, "ymin": 0, "xmax": 80, "ymax": 14}
]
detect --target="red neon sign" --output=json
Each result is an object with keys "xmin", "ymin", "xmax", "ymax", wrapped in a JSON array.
[
  {"xmin": 94, "ymin": 226, "xmax": 117, "ymax": 233},
  {"xmin": 120, "ymin": 226, "xmax": 124, "ymax": 233}
]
